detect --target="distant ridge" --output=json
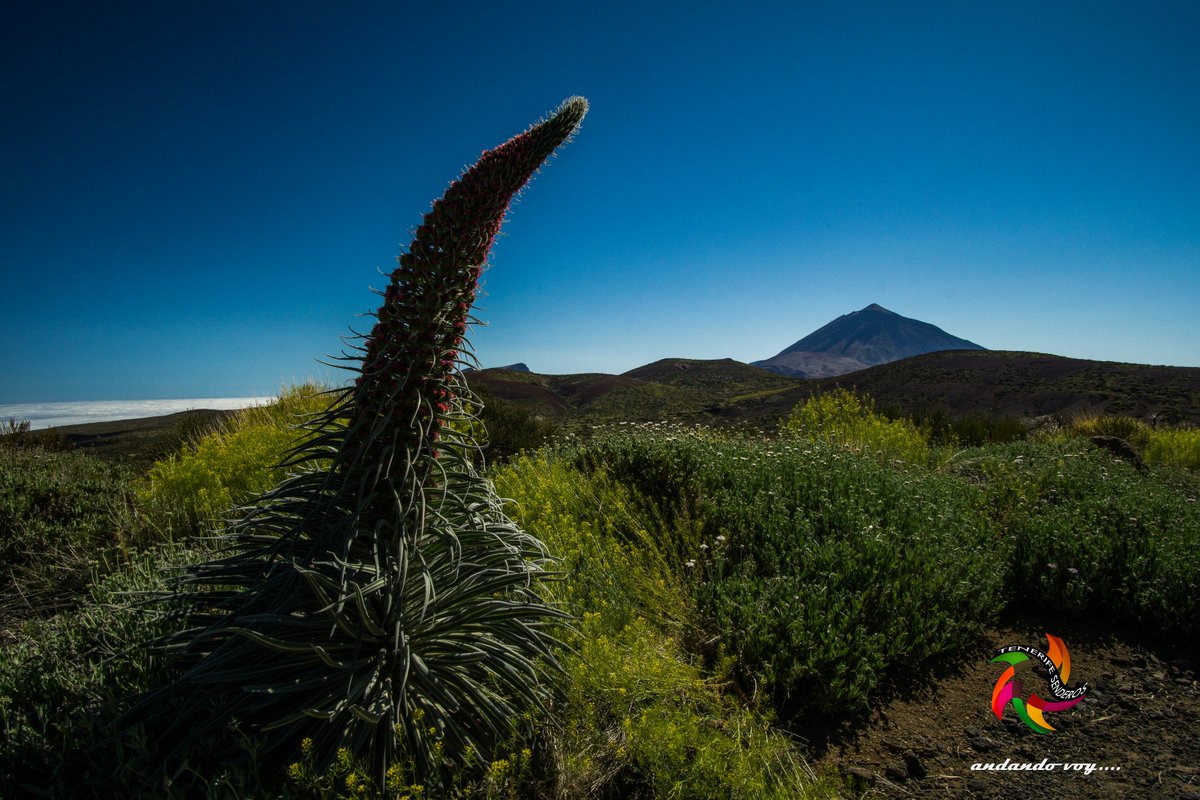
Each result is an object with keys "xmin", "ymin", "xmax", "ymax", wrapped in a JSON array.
[
  {"xmin": 465, "ymin": 358, "xmax": 797, "ymax": 426},
  {"xmin": 466, "ymin": 351, "xmax": 1200, "ymax": 429},
  {"xmin": 753, "ymin": 303, "xmax": 985, "ymax": 378},
  {"xmin": 806, "ymin": 350, "xmax": 1200, "ymax": 425},
  {"xmin": 464, "ymin": 362, "xmax": 530, "ymax": 374}
]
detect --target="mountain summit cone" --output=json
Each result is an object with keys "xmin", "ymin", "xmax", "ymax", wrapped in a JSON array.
[{"xmin": 753, "ymin": 303, "xmax": 985, "ymax": 379}]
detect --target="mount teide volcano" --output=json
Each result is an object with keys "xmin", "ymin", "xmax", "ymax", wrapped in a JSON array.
[{"xmin": 752, "ymin": 303, "xmax": 986, "ymax": 379}]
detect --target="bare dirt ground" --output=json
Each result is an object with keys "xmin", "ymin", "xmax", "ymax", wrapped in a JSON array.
[{"xmin": 806, "ymin": 608, "xmax": 1200, "ymax": 799}]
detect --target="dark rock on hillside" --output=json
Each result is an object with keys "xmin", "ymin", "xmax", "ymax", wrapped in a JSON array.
[{"xmin": 1090, "ymin": 435, "xmax": 1148, "ymax": 472}]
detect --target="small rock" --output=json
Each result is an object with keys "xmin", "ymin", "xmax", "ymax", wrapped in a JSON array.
[
  {"xmin": 884, "ymin": 763, "xmax": 908, "ymax": 782},
  {"xmin": 1089, "ymin": 435, "xmax": 1148, "ymax": 470},
  {"xmin": 1111, "ymin": 656, "xmax": 1135, "ymax": 667},
  {"xmin": 970, "ymin": 737, "xmax": 997, "ymax": 752},
  {"xmin": 845, "ymin": 767, "xmax": 876, "ymax": 787},
  {"xmin": 903, "ymin": 749, "xmax": 927, "ymax": 779},
  {"xmin": 964, "ymin": 726, "xmax": 982, "ymax": 738},
  {"xmin": 1179, "ymin": 788, "xmax": 1200, "ymax": 800}
]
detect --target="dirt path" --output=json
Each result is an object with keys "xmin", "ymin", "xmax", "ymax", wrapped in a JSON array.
[{"xmin": 808, "ymin": 609, "xmax": 1200, "ymax": 799}]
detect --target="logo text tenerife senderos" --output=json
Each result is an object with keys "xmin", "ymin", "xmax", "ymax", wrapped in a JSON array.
[{"xmin": 990, "ymin": 632, "xmax": 1087, "ymax": 734}]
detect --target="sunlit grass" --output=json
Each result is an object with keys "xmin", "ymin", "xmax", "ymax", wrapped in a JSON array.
[{"xmin": 135, "ymin": 383, "xmax": 332, "ymax": 539}]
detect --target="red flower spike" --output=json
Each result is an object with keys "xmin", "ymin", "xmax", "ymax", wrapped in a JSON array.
[{"xmin": 348, "ymin": 97, "xmax": 587, "ymax": 478}]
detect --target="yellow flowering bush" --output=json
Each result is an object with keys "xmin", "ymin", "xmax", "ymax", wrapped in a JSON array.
[
  {"xmin": 136, "ymin": 383, "xmax": 331, "ymax": 537},
  {"xmin": 782, "ymin": 388, "xmax": 930, "ymax": 465}
]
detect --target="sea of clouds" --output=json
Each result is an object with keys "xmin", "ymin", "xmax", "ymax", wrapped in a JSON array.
[{"xmin": 0, "ymin": 397, "xmax": 276, "ymax": 430}]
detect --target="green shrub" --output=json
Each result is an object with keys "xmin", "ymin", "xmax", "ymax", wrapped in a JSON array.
[
  {"xmin": 574, "ymin": 427, "xmax": 1007, "ymax": 717},
  {"xmin": 1145, "ymin": 427, "xmax": 1200, "ymax": 471},
  {"xmin": 552, "ymin": 614, "xmax": 832, "ymax": 800},
  {"xmin": 0, "ymin": 418, "xmax": 70, "ymax": 452},
  {"xmin": 474, "ymin": 386, "xmax": 558, "ymax": 463},
  {"xmin": 0, "ymin": 541, "xmax": 264, "ymax": 797},
  {"xmin": 917, "ymin": 410, "xmax": 1027, "ymax": 446},
  {"xmin": 493, "ymin": 453, "xmax": 835, "ymax": 799},
  {"xmin": 1066, "ymin": 412, "xmax": 1152, "ymax": 450},
  {"xmin": 493, "ymin": 452, "xmax": 688, "ymax": 636},
  {"xmin": 783, "ymin": 389, "xmax": 930, "ymax": 466},
  {"xmin": 1, "ymin": 417, "xmax": 31, "ymax": 437},
  {"xmin": 952, "ymin": 440, "xmax": 1200, "ymax": 641}
]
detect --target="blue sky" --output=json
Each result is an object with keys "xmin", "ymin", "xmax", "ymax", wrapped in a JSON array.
[{"xmin": 2, "ymin": 1, "xmax": 1197, "ymax": 402}]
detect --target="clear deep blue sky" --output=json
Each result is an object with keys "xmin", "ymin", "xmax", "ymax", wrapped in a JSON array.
[{"xmin": 3, "ymin": 2, "xmax": 1197, "ymax": 403}]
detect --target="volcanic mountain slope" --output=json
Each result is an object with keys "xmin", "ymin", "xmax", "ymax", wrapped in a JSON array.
[
  {"xmin": 806, "ymin": 350, "xmax": 1200, "ymax": 425},
  {"xmin": 754, "ymin": 303, "xmax": 986, "ymax": 378},
  {"xmin": 465, "ymin": 358, "xmax": 800, "ymax": 427},
  {"xmin": 467, "ymin": 351, "xmax": 1200, "ymax": 429}
]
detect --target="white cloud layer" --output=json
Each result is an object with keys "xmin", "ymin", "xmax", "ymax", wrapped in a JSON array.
[{"xmin": 0, "ymin": 397, "xmax": 276, "ymax": 430}]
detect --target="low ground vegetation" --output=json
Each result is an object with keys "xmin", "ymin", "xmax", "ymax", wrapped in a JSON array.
[
  {"xmin": 2, "ymin": 388, "xmax": 1197, "ymax": 797},
  {"xmin": 1060, "ymin": 410, "xmax": 1200, "ymax": 470},
  {"xmin": 135, "ymin": 383, "xmax": 332, "ymax": 540},
  {"xmin": 0, "ymin": 446, "xmax": 135, "ymax": 623}
]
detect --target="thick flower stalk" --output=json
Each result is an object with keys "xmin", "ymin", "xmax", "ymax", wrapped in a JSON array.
[
  {"xmin": 127, "ymin": 97, "xmax": 587, "ymax": 792},
  {"xmin": 351, "ymin": 99, "xmax": 586, "ymax": 477}
]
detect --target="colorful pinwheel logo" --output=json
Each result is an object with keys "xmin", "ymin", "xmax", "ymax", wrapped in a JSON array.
[{"xmin": 990, "ymin": 633, "xmax": 1088, "ymax": 734}]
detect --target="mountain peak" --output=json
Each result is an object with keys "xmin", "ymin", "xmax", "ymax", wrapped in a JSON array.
[{"xmin": 752, "ymin": 305, "xmax": 985, "ymax": 379}]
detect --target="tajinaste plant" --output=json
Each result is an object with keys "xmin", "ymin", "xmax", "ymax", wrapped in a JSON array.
[{"xmin": 129, "ymin": 97, "xmax": 587, "ymax": 791}]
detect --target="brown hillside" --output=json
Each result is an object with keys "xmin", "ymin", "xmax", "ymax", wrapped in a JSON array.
[
  {"xmin": 804, "ymin": 350, "xmax": 1200, "ymax": 425},
  {"xmin": 466, "ymin": 359, "xmax": 800, "ymax": 427},
  {"xmin": 464, "ymin": 369, "xmax": 575, "ymax": 416},
  {"xmin": 468, "ymin": 352, "xmax": 1200, "ymax": 429}
]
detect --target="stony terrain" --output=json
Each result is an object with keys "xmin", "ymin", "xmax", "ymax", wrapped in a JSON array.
[{"xmin": 811, "ymin": 609, "xmax": 1200, "ymax": 799}]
